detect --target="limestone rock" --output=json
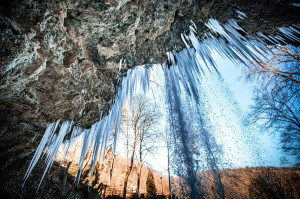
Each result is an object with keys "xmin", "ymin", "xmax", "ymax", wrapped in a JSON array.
[{"xmin": 0, "ymin": 0, "xmax": 299, "ymax": 129}]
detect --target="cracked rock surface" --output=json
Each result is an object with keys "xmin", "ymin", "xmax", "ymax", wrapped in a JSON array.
[{"xmin": 0, "ymin": 0, "xmax": 299, "ymax": 129}]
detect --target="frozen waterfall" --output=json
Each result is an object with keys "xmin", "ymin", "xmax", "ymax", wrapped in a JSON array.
[{"xmin": 23, "ymin": 12, "xmax": 299, "ymax": 194}]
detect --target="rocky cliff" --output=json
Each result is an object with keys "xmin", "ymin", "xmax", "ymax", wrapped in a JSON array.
[{"xmin": 0, "ymin": 0, "xmax": 299, "ymax": 129}]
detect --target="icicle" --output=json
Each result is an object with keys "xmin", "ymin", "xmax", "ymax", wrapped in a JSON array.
[
  {"xmin": 235, "ymin": 10, "xmax": 247, "ymax": 19},
  {"xmin": 75, "ymin": 129, "xmax": 91, "ymax": 185},
  {"xmin": 23, "ymin": 123, "xmax": 29, "ymax": 131},
  {"xmin": 60, "ymin": 126, "xmax": 82, "ymax": 164},
  {"xmin": 60, "ymin": 140, "xmax": 70, "ymax": 164},
  {"xmin": 0, "ymin": 127, "xmax": 7, "ymax": 137},
  {"xmin": 257, "ymin": 32, "xmax": 276, "ymax": 45},
  {"xmin": 88, "ymin": 122, "xmax": 102, "ymax": 188},
  {"xmin": 278, "ymin": 26, "xmax": 300, "ymax": 42},
  {"xmin": 31, "ymin": 131, "xmax": 40, "ymax": 143},
  {"xmin": 181, "ymin": 33, "xmax": 191, "ymax": 49},
  {"xmin": 36, "ymin": 120, "xmax": 73, "ymax": 190},
  {"xmin": 22, "ymin": 120, "xmax": 60, "ymax": 187},
  {"xmin": 119, "ymin": 58, "xmax": 123, "ymax": 71},
  {"xmin": 291, "ymin": 3, "xmax": 300, "ymax": 7},
  {"xmin": 116, "ymin": 0, "xmax": 131, "ymax": 10}
]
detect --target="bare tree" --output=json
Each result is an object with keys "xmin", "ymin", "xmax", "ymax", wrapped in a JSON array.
[
  {"xmin": 108, "ymin": 149, "xmax": 115, "ymax": 187},
  {"xmin": 120, "ymin": 107, "xmax": 135, "ymax": 199},
  {"xmin": 121, "ymin": 108, "xmax": 130, "ymax": 172},
  {"xmin": 121, "ymin": 96, "xmax": 161, "ymax": 199},
  {"xmin": 248, "ymin": 168, "xmax": 297, "ymax": 199},
  {"xmin": 243, "ymin": 45, "xmax": 300, "ymax": 160},
  {"xmin": 134, "ymin": 96, "xmax": 162, "ymax": 198},
  {"xmin": 162, "ymin": 129, "xmax": 172, "ymax": 198}
]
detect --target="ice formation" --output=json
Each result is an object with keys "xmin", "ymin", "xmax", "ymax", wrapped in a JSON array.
[
  {"xmin": 23, "ymin": 66, "xmax": 150, "ymax": 189},
  {"xmin": 23, "ymin": 10, "xmax": 299, "ymax": 192},
  {"xmin": 162, "ymin": 15, "xmax": 299, "ymax": 199}
]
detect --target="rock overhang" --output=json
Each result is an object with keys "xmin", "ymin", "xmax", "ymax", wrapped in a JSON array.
[{"xmin": 0, "ymin": 0, "xmax": 299, "ymax": 129}]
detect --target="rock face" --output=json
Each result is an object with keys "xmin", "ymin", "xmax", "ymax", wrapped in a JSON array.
[
  {"xmin": 0, "ymin": 0, "xmax": 299, "ymax": 198},
  {"xmin": 0, "ymin": 0, "xmax": 299, "ymax": 130}
]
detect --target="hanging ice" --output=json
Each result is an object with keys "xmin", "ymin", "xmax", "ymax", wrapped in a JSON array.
[
  {"xmin": 23, "ymin": 9, "xmax": 299, "ymax": 192},
  {"xmin": 23, "ymin": 65, "xmax": 150, "ymax": 190},
  {"xmin": 163, "ymin": 13, "xmax": 299, "ymax": 198}
]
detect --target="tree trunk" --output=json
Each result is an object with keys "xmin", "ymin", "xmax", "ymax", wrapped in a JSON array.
[
  {"xmin": 60, "ymin": 162, "xmax": 76, "ymax": 199},
  {"xmin": 60, "ymin": 162, "xmax": 71, "ymax": 197},
  {"xmin": 136, "ymin": 173, "xmax": 140, "ymax": 199},
  {"xmin": 109, "ymin": 152, "xmax": 115, "ymax": 186},
  {"xmin": 167, "ymin": 142, "xmax": 171, "ymax": 198},
  {"xmin": 122, "ymin": 129, "xmax": 137, "ymax": 199},
  {"xmin": 126, "ymin": 118, "xmax": 129, "ymax": 170},
  {"xmin": 135, "ymin": 161, "xmax": 142, "ymax": 199}
]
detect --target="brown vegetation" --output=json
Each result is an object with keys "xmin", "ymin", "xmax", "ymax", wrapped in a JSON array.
[
  {"xmin": 66, "ymin": 149, "xmax": 170, "ymax": 198},
  {"xmin": 172, "ymin": 167, "xmax": 300, "ymax": 199}
]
